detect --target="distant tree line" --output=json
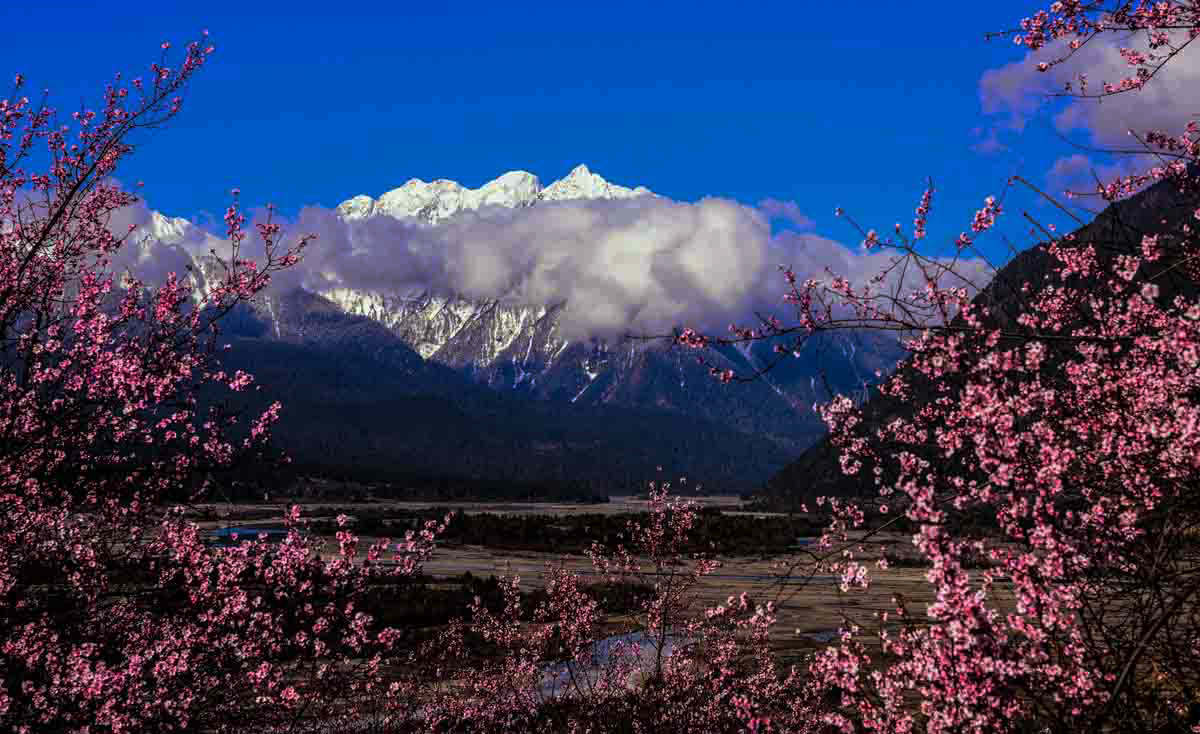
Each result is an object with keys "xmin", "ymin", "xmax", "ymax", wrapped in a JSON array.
[{"xmin": 334, "ymin": 509, "xmax": 825, "ymax": 557}]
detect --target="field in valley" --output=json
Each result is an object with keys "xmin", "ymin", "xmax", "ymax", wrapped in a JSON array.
[{"xmin": 188, "ymin": 495, "xmax": 1002, "ymax": 664}]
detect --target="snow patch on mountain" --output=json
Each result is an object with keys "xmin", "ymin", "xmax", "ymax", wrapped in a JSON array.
[{"xmin": 321, "ymin": 288, "xmax": 490, "ymax": 359}]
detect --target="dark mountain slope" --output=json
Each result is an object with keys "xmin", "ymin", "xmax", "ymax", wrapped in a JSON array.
[
  {"xmin": 763, "ymin": 173, "xmax": 1200, "ymax": 508},
  {"xmin": 215, "ymin": 291, "xmax": 793, "ymax": 494}
]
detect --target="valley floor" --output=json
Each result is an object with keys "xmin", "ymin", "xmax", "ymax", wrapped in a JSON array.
[{"xmin": 189, "ymin": 497, "xmax": 1018, "ymax": 664}]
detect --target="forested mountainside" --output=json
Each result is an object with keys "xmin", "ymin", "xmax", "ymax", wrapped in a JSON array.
[{"xmin": 211, "ymin": 290, "xmax": 790, "ymax": 495}]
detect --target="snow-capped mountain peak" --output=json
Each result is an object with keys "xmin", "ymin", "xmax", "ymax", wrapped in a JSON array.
[
  {"xmin": 320, "ymin": 165, "xmax": 663, "ymax": 375},
  {"xmin": 477, "ymin": 170, "xmax": 542, "ymax": 207},
  {"xmin": 539, "ymin": 164, "xmax": 652, "ymax": 202},
  {"xmin": 336, "ymin": 194, "xmax": 375, "ymax": 221},
  {"xmin": 146, "ymin": 211, "xmax": 193, "ymax": 245},
  {"xmin": 336, "ymin": 165, "xmax": 650, "ymax": 224}
]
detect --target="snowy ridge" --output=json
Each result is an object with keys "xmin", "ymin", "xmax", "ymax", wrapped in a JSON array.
[
  {"xmin": 147, "ymin": 211, "xmax": 193, "ymax": 243},
  {"xmin": 539, "ymin": 164, "xmax": 652, "ymax": 202},
  {"xmin": 322, "ymin": 288, "xmax": 491, "ymax": 359},
  {"xmin": 335, "ymin": 164, "xmax": 652, "ymax": 224}
]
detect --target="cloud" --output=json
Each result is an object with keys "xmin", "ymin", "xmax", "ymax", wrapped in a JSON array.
[
  {"xmin": 1044, "ymin": 153, "xmax": 1109, "ymax": 197},
  {"xmin": 116, "ymin": 187, "xmax": 992, "ymax": 342},
  {"xmin": 757, "ymin": 198, "xmax": 815, "ymax": 229},
  {"xmin": 765, "ymin": 231, "xmax": 994, "ymax": 320},
  {"xmin": 978, "ymin": 49, "xmax": 1060, "ymax": 134},
  {"xmin": 90, "ymin": 195, "xmax": 201, "ymax": 287},
  {"xmin": 286, "ymin": 196, "xmax": 991, "ymax": 337},
  {"xmin": 977, "ymin": 31, "xmax": 1200, "ymax": 182},
  {"xmin": 1045, "ymin": 153, "xmax": 1160, "ymax": 210},
  {"xmin": 280, "ymin": 196, "xmax": 774, "ymax": 339}
]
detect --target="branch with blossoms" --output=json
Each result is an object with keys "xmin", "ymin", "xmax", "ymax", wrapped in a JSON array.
[
  {"xmin": 416, "ymin": 484, "xmax": 836, "ymax": 733},
  {"xmin": 669, "ymin": 178, "xmax": 1000, "ymax": 395},
  {"xmin": 987, "ymin": 1, "xmax": 1200, "ymax": 102}
]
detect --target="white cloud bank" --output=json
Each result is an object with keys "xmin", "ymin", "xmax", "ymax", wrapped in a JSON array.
[{"xmin": 118, "ymin": 185, "xmax": 992, "ymax": 340}]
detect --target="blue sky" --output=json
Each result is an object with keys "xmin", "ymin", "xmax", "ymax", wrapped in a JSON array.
[{"xmin": 0, "ymin": 1, "xmax": 1134, "ymax": 270}]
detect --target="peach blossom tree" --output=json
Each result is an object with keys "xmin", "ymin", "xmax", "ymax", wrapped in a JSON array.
[
  {"xmin": 676, "ymin": 3, "xmax": 1200, "ymax": 731},
  {"xmin": 0, "ymin": 39, "xmax": 447, "ymax": 733}
]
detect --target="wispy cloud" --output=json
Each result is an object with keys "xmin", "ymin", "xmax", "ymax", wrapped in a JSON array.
[
  {"xmin": 757, "ymin": 198, "xmax": 815, "ymax": 229},
  {"xmin": 976, "ymin": 31, "xmax": 1200, "ymax": 181}
]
